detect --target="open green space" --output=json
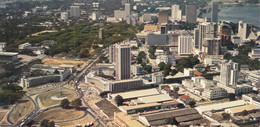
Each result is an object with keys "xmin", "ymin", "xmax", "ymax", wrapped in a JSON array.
[
  {"xmin": 39, "ymin": 89, "xmax": 77, "ymax": 107},
  {"xmin": 13, "ymin": 22, "xmax": 141, "ymax": 58}
]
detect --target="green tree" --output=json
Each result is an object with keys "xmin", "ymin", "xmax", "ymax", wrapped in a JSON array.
[
  {"xmin": 221, "ymin": 113, "xmax": 230, "ymax": 120},
  {"xmin": 71, "ymin": 98, "xmax": 82, "ymax": 108},
  {"xmin": 60, "ymin": 99, "xmax": 70, "ymax": 109},
  {"xmin": 163, "ymin": 63, "xmax": 171, "ymax": 77},
  {"xmin": 158, "ymin": 62, "xmax": 166, "ymax": 71},
  {"xmin": 53, "ymin": 69, "xmax": 59, "ymax": 74},
  {"xmin": 114, "ymin": 95, "xmax": 123, "ymax": 106},
  {"xmin": 144, "ymin": 65, "xmax": 152, "ymax": 73},
  {"xmin": 241, "ymin": 110, "xmax": 248, "ymax": 116},
  {"xmin": 40, "ymin": 119, "xmax": 55, "ymax": 127},
  {"xmin": 177, "ymin": 103, "xmax": 185, "ymax": 108},
  {"xmin": 148, "ymin": 46, "xmax": 156, "ymax": 56},
  {"xmin": 188, "ymin": 101, "xmax": 196, "ymax": 108},
  {"xmin": 171, "ymin": 69, "xmax": 178, "ymax": 76},
  {"xmin": 228, "ymin": 93, "xmax": 236, "ymax": 101}
]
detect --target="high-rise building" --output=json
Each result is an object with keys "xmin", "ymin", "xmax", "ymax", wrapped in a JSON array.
[
  {"xmin": 197, "ymin": 22, "xmax": 218, "ymax": 51},
  {"xmin": 194, "ymin": 28, "xmax": 199, "ymax": 48},
  {"xmin": 115, "ymin": 43, "xmax": 131, "ymax": 80},
  {"xmin": 202, "ymin": 38, "xmax": 220, "ymax": 55},
  {"xmin": 92, "ymin": 3, "xmax": 100, "ymax": 20},
  {"xmin": 211, "ymin": 2, "xmax": 218, "ymax": 22},
  {"xmin": 61, "ymin": 12, "xmax": 69, "ymax": 21},
  {"xmin": 109, "ymin": 44, "xmax": 115, "ymax": 63},
  {"xmin": 125, "ymin": 3, "xmax": 131, "ymax": 18},
  {"xmin": 218, "ymin": 22, "xmax": 231, "ymax": 47},
  {"xmin": 171, "ymin": 5, "xmax": 182, "ymax": 21},
  {"xmin": 220, "ymin": 60, "xmax": 238, "ymax": 86},
  {"xmin": 185, "ymin": 4, "xmax": 197, "ymax": 23},
  {"xmin": 178, "ymin": 32, "xmax": 193, "ymax": 55},
  {"xmin": 158, "ymin": 10, "xmax": 169, "ymax": 29},
  {"xmin": 70, "ymin": 6, "xmax": 80, "ymax": 18},
  {"xmin": 99, "ymin": 28, "xmax": 104, "ymax": 40}
]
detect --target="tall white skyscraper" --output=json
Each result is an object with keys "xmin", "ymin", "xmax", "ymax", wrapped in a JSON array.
[
  {"xmin": 178, "ymin": 32, "xmax": 193, "ymax": 55},
  {"xmin": 109, "ymin": 44, "xmax": 115, "ymax": 63},
  {"xmin": 70, "ymin": 6, "xmax": 80, "ymax": 18},
  {"xmin": 61, "ymin": 12, "xmax": 69, "ymax": 21},
  {"xmin": 185, "ymin": 4, "xmax": 197, "ymax": 23},
  {"xmin": 115, "ymin": 43, "xmax": 131, "ymax": 80},
  {"xmin": 220, "ymin": 60, "xmax": 238, "ymax": 86},
  {"xmin": 125, "ymin": 3, "xmax": 131, "ymax": 18},
  {"xmin": 212, "ymin": 2, "xmax": 218, "ymax": 22},
  {"xmin": 171, "ymin": 5, "xmax": 182, "ymax": 21}
]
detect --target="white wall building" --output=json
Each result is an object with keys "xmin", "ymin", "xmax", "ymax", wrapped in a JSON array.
[
  {"xmin": 60, "ymin": 12, "xmax": 69, "ymax": 21},
  {"xmin": 202, "ymin": 87, "xmax": 227, "ymax": 100},
  {"xmin": 178, "ymin": 32, "xmax": 193, "ymax": 55},
  {"xmin": 156, "ymin": 55, "xmax": 176, "ymax": 66},
  {"xmin": 19, "ymin": 42, "xmax": 31, "ymax": 50},
  {"xmin": 220, "ymin": 60, "xmax": 238, "ymax": 86},
  {"xmin": 70, "ymin": 6, "xmax": 80, "ymax": 18},
  {"xmin": 171, "ymin": 5, "xmax": 182, "ymax": 21}
]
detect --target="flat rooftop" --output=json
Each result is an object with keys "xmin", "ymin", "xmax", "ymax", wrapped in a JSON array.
[
  {"xmin": 120, "ymin": 103, "xmax": 161, "ymax": 111},
  {"xmin": 111, "ymin": 88, "xmax": 160, "ymax": 100},
  {"xmin": 0, "ymin": 52, "xmax": 18, "ymax": 56},
  {"xmin": 226, "ymin": 104, "xmax": 259, "ymax": 114},
  {"xmin": 138, "ymin": 94, "xmax": 173, "ymax": 104},
  {"xmin": 195, "ymin": 100, "xmax": 246, "ymax": 114}
]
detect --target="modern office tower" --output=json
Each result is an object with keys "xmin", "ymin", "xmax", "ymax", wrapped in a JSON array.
[
  {"xmin": 211, "ymin": 2, "xmax": 218, "ymax": 22},
  {"xmin": 194, "ymin": 28, "xmax": 199, "ymax": 48},
  {"xmin": 99, "ymin": 28, "xmax": 104, "ymax": 40},
  {"xmin": 185, "ymin": 3, "xmax": 197, "ymax": 23},
  {"xmin": 61, "ymin": 12, "xmax": 69, "ymax": 21},
  {"xmin": 70, "ymin": 6, "xmax": 80, "ymax": 18},
  {"xmin": 171, "ymin": 5, "xmax": 182, "ymax": 21},
  {"xmin": 125, "ymin": 3, "xmax": 131, "ymax": 18},
  {"xmin": 160, "ymin": 23, "xmax": 168, "ymax": 34},
  {"xmin": 122, "ymin": 0, "xmax": 131, "ymax": 6},
  {"xmin": 109, "ymin": 44, "xmax": 115, "ymax": 63},
  {"xmin": 158, "ymin": 10, "xmax": 169, "ymax": 29},
  {"xmin": 115, "ymin": 43, "xmax": 131, "ymax": 80},
  {"xmin": 197, "ymin": 22, "xmax": 217, "ymax": 51},
  {"xmin": 92, "ymin": 3, "xmax": 100, "ymax": 20},
  {"xmin": 219, "ymin": 23, "xmax": 231, "ymax": 47},
  {"xmin": 202, "ymin": 38, "xmax": 220, "ymax": 55},
  {"xmin": 178, "ymin": 32, "xmax": 193, "ymax": 55},
  {"xmin": 220, "ymin": 60, "xmax": 238, "ymax": 86}
]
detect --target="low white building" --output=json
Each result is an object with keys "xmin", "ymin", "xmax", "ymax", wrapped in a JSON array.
[
  {"xmin": 217, "ymin": 83, "xmax": 253, "ymax": 94},
  {"xmin": 131, "ymin": 64, "xmax": 143, "ymax": 75},
  {"xmin": 155, "ymin": 49, "xmax": 164, "ymax": 56},
  {"xmin": 156, "ymin": 55, "xmax": 176, "ymax": 66},
  {"xmin": 248, "ymin": 48, "xmax": 260, "ymax": 59},
  {"xmin": 226, "ymin": 50, "xmax": 239, "ymax": 56},
  {"xmin": 19, "ymin": 42, "xmax": 31, "ymax": 50},
  {"xmin": 152, "ymin": 72, "xmax": 164, "ymax": 84},
  {"xmin": 184, "ymin": 68, "xmax": 194, "ymax": 76},
  {"xmin": 202, "ymin": 87, "xmax": 227, "ymax": 100},
  {"xmin": 0, "ymin": 42, "xmax": 6, "ymax": 52},
  {"xmin": 243, "ymin": 70, "xmax": 260, "ymax": 85}
]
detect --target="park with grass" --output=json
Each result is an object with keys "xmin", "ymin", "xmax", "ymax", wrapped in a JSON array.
[{"xmin": 38, "ymin": 89, "xmax": 77, "ymax": 107}]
